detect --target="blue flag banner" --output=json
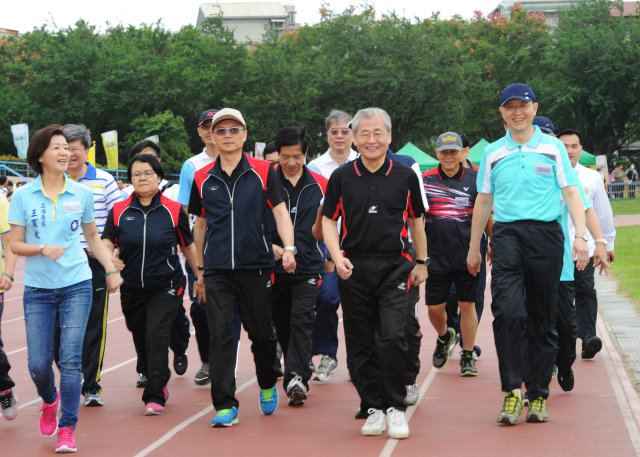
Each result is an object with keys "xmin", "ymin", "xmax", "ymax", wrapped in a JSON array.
[{"xmin": 11, "ymin": 123, "xmax": 29, "ymax": 159}]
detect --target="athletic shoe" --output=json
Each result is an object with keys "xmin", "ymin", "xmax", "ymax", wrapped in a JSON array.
[
  {"xmin": 83, "ymin": 390, "xmax": 104, "ymax": 407},
  {"xmin": 496, "ymin": 391, "xmax": 524, "ymax": 425},
  {"xmin": 403, "ymin": 382, "xmax": 419, "ymax": 406},
  {"xmin": 313, "ymin": 355, "xmax": 338, "ymax": 382},
  {"xmin": 526, "ymin": 396, "xmax": 549, "ymax": 423},
  {"xmin": 286, "ymin": 375, "xmax": 308, "ymax": 407},
  {"xmin": 55, "ymin": 426, "xmax": 77, "ymax": 453},
  {"xmin": 163, "ymin": 385, "xmax": 169, "ymax": 402},
  {"xmin": 309, "ymin": 359, "xmax": 315, "ymax": 373},
  {"xmin": 0, "ymin": 389, "xmax": 17, "ymax": 420},
  {"xmin": 582, "ymin": 336, "xmax": 602, "ymax": 359},
  {"xmin": 144, "ymin": 402, "xmax": 164, "ymax": 415},
  {"xmin": 194, "ymin": 363, "xmax": 210, "ymax": 385},
  {"xmin": 173, "ymin": 354, "xmax": 188, "ymax": 376},
  {"xmin": 355, "ymin": 407, "xmax": 368, "ymax": 419},
  {"xmin": 259, "ymin": 386, "xmax": 279, "ymax": 415},
  {"xmin": 211, "ymin": 407, "xmax": 239, "ymax": 427},
  {"xmin": 136, "ymin": 374, "xmax": 148, "ymax": 388},
  {"xmin": 386, "ymin": 407, "xmax": 409, "ymax": 439},
  {"xmin": 361, "ymin": 409, "xmax": 385, "ymax": 436},
  {"xmin": 39, "ymin": 390, "xmax": 60, "ymax": 436},
  {"xmin": 432, "ymin": 328, "xmax": 456, "ymax": 369},
  {"xmin": 557, "ymin": 368, "xmax": 574, "ymax": 392},
  {"xmin": 473, "ymin": 344, "xmax": 482, "ymax": 359},
  {"xmin": 460, "ymin": 350, "xmax": 478, "ymax": 377}
]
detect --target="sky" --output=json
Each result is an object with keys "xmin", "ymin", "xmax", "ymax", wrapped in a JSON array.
[{"xmin": 2, "ymin": 0, "xmax": 501, "ymax": 34}]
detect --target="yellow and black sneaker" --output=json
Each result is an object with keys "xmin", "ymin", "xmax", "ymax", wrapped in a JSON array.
[
  {"xmin": 460, "ymin": 350, "xmax": 478, "ymax": 377},
  {"xmin": 432, "ymin": 328, "xmax": 456, "ymax": 369},
  {"xmin": 526, "ymin": 396, "xmax": 549, "ymax": 423},
  {"xmin": 497, "ymin": 391, "xmax": 524, "ymax": 425}
]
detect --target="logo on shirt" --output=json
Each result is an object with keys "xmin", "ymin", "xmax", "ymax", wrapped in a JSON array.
[
  {"xmin": 463, "ymin": 187, "xmax": 469, "ymax": 191},
  {"xmin": 266, "ymin": 279, "xmax": 272, "ymax": 288},
  {"xmin": 398, "ymin": 282, "xmax": 407, "ymax": 291},
  {"xmin": 70, "ymin": 220, "xmax": 79, "ymax": 231},
  {"xmin": 308, "ymin": 278, "xmax": 317, "ymax": 285},
  {"xmin": 168, "ymin": 288, "xmax": 177, "ymax": 296},
  {"xmin": 291, "ymin": 206, "xmax": 297, "ymax": 214},
  {"xmin": 209, "ymin": 185, "xmax": 220, "ymax": 191},
  {"xmin": 125, "ymin": 216, "xmax": 135, "ymax": 221},
  {"xmin": 368, "ymin": 206, "xmax": 378, "ymax": 214}
]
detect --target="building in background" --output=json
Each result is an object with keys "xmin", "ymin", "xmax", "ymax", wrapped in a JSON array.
[
  {"xmin": 0, "ymin": 28, "xmax": 19, "ymax": 39},
  {"xmin": 490, "ymin": 1, "xmax": 639, "ymax": 26},
  {"xmin": 197, "ymin": 2, "xmax": 297, "ymax": 43}
]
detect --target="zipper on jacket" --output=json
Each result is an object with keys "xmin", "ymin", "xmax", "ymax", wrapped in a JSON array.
[{"xmin": 141, "ymin": 212, "xmax": 147, "ymax": 288}]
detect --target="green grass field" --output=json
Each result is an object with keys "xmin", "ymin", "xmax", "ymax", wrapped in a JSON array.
[
  {"xmin": 610, "ymin": 199, "xmax": 640, "ymax": 216},
  {"xmin": 611, "ymin": 225, "xmax": 640, "ymax": 306}
]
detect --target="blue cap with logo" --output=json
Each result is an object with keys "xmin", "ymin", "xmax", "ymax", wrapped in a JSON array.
[
  {"xmin": 533, "ymin": 116, "xmax": 555, "ymax": 134},
  {"xmin": 500, "ymin": 83, "xmax": 536, "ymax": 107}
]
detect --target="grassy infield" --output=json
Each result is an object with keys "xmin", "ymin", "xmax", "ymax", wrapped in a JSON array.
[{"xmin": 609, "ymin": 200, "xmax": 640, "ymax": 305}]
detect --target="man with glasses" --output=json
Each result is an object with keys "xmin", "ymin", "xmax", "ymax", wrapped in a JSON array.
[
  {"xmin": 62, "ymin": 124, "xmax": 122, "ymax": 406},
  {"xmin": 307, "ymin": 110, "xmax": 358, "ymax": 383},
  {"xmin": 322, "ymin": 107, "xmax": 427, "ymax": 439},
  {"xmin": 467, "ymin": 84, "xmax": 589, "ymax": 425},
  {"xmin": 189, "ymin": 108, "xmax": 296, "ymax": 427}
]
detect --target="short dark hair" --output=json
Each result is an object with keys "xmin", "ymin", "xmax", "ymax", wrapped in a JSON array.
[
  {"xmin": 0, "ymin": 176, "xmax": 7, "ymax": 186},
  {"xmin": 263, "ymin": 142, "xmax": 277, "ymax": 156},
  {"xmin": 275, "ymin": 123, "xmax": 309, "ymax": 154},
  {"xmin": 27, "ymin": 126, "xmax": 66, "ymax": 175},
  {"xmin": 127, "ymin": 153, "xmax": 164, "ymax": 182},
  {"xmin": 7, "ymin": 180, "xmax": 13, "ymax": 187},
  {"xmin": 128, "ymin": 139, "xmax": 162, "ymax": 162},
  {"xmin": 556, "ymin": 128, "xmax": 582, "ymax": 145},
  {"xmin": 456, "ymin": 131, "xmax": 470, "ymax": 149}
]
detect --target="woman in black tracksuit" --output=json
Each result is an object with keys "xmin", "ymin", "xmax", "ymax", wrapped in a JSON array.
[{"xmin": 102, "ymin": 154, "xmax": 203, "ymax": 415}]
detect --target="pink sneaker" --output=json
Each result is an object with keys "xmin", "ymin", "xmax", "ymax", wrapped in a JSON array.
[
  {"xmin": 163, "ymin": 385, "xmax": 169, "ymax": 402},
  {"xmin": 55, "ymin": 426, "xmax": 77, "ymax": 453},
  {"xmin": 145, "ymin": 402, "xmax": 164, "ymax": 415},
  {"xmin": 39, "ymin": 390, "xmax": 60, "ymax": 437}
]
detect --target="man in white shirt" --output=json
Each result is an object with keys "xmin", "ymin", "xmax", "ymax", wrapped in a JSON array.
[
  {"xmin": 557, "ymin": 128, "xmax": 616, "ymax": 360},
  {"xmin": 307, "ymin": 110, "xmax": 358, "ymax": 382}
]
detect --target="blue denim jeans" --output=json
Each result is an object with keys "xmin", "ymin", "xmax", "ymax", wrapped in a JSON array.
[{"xmin": 24, "ymin": 280, "xmax": 92, "ymax": 429}]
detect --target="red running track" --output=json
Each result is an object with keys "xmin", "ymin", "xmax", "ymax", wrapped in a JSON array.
[{"xmin": 1, "ymin": 257, "xmax": 639, "ymax": 456}]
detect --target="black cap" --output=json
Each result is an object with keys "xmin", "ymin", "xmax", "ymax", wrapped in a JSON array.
[{"xmin": 198, "ymin": 109, "xmax": 218, "ymax": 127}]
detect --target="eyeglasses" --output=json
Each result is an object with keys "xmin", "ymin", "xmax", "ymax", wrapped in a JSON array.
[
  {"xmin": 213, "ymin": 127, "xmax": 245, "ymax": 136},
  {"xmin": 329, "ymin": 128, "xmax": 351, "ymax": 136},
  {"xmin": 131, "ymin": 170, "xmax": 156, "ymax": 179},
  {"xmin": 502, "ymin": 102, "xmax": 532, "ymax": 113},
  {"xmin": 199, "ymin": 121, "xmax": 212, "ymax": 129},
  {"xmin": 356, "ymin": 130, "xmax": 387, "ymax": 140}
]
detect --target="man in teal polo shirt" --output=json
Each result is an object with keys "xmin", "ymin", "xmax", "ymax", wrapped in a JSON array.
[{"xmin": 467, "ymin": 83, "xmax": 589, "ymax": 426}]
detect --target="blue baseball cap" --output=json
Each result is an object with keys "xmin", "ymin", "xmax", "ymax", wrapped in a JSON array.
[
  {"xmin": 533, "ymin": 116, "xmax": 555, "ymax": 134},
  {"xmin": 500, "ymin": 83, "xmax": 536, "ymax": 107}
]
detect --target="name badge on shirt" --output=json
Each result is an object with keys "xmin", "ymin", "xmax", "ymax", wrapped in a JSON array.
[
  {"xmin": 535, "ymin": 164, "xmax": 553, "ymax": 175},
  {"xmin": 454, "ymin": 197, "xmax": 469, "ymax": 207},
  {"xmin": 63, "ymin": 201, "xmax": 82, "ymax": 213}
]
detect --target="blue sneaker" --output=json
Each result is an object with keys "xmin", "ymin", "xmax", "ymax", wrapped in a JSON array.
[
  {"xmin": 259, "ymin": 386, "xmax": 279, "ymax": 415},
  {"xmin": 211, "ymin": 407, "xmax": 239, "ymax": 427}
]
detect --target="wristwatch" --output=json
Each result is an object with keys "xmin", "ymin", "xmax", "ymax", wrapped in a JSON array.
[
  {"xmin": 416, "ymin": 257, "xmax": 430, "ymax": 266},
  {"xmin": 39, "ymin": 243, "xmax": 46, "ymax": 254},
  {"xmin": 575, "ymin": 234, "xmax": 588, "ymax": 241},
  {"xmin": 196, "ymin": 264, "xmax": 205, "ymax": 271},
  {"xmin": 284, "ymin": 246, "xmax": 297, "ymax": 255},
  {"xmin": 595, "ymin": 238, "xmax": 607, "ymax": 245}
]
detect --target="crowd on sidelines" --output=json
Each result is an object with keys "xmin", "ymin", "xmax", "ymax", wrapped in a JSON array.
[{"xmin": 0, "ymin": 82, "xmax": 617, "ymax": 453}]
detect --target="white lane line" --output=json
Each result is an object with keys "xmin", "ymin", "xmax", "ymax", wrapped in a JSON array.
[
  {"xmin": 133, "ymin": 376, "xmax": 258, "ymax": 457},
  {"xmin": 2, "ymin": 316, "xmax": 24, "ymax": 324},
  {"xmin": 6, "ymin": 347, "xmax": 26, "ymax": 355},
  {"xmin": 598, "ymin": 316, "xmax": 640, "ymax": 455},
  {"xmin": 379, "ymin": 367, "xmax": 438, "ymax": 457}
]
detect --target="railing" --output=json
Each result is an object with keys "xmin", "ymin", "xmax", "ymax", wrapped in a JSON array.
[
  {"xmin": 608, "ymin": 182, "xmax": 639, "ymax": 199},
  {"xmin": 0, "ymin": 161, "xmax": 179, "ymax": 183}
]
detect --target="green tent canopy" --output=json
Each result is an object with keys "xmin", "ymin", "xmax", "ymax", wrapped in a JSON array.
[
  {"xmin": 579, "ymin": 150, "xmax": 596, "ymax": 167},
  {"xmin": 397, "ymin": 142, "xmax": 439, "ymax": 172},
  {"xmin": 468, "ymin": 138, "xmax": 490, "ymax": 166}
]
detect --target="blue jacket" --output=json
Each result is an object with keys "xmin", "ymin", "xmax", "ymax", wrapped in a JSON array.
[
  {"xmin": 193, "ymin": 153, "xmax": 276, "ymax": 270},
  {"xmin": 272, "ymin": 166, "xmax": 327, "ymax": 275}
]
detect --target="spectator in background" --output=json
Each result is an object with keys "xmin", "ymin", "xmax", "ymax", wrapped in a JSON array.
[
  {"xmin": 626, "ymin": 164, "xmax": 637, "ymax": 198},
  {"xmin": 263, "ymin": 142, "xmax": 279, "ymax": 165},
  {"xmin": 116, "ymin": 179, "xmax": 126, "ymax": 191},
  {"xmin": 612, "ymin": 164, "xmax": 625, "ymax": 198}
]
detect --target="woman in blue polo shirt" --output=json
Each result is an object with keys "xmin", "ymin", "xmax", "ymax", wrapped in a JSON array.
[{"xmin": 9, "ymin": 126, "xmax": 123, "ymax": 453}]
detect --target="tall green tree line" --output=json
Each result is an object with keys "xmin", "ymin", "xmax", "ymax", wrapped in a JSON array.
[{"xmin": 0, "ymin": 1, "xmax": 638, "ymax": 171}]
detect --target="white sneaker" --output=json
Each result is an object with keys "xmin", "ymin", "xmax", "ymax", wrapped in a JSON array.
[
  {"xmin": 403, "ymin": 383, "xmax": 419, "ymax": 406},
  {"xmin": 386, "ymin": 407, "xmax": 409, "ymax": 439},
  {"xmin": 361, "ymin": 408, "xmax": 386, "ymax": 436}
]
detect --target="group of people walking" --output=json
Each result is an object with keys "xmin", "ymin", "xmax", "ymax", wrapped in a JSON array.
[{"xmin": 0, "ymin": 82, "xmax": 616, "ymax": 451}]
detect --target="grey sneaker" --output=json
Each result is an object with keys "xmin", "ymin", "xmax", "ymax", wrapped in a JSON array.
[
  {"xmin": 433, "ymin": 328, "xmax": 456, "ymax": 368},
  {"xmin": 286, "ymin": 375, "xmax": 308, "ymax": 407},
  {"xmin": 403, "ymin": 382, "xmax": 419, "ymax": 406},
  {"xmin": 0, "ymin": 389, "xmax": 17, "ymax": 420},
  {"xmin": 84, "ymin": 390, "xmax": 104, "ymax": 407},
  {"xmin": 194, "ymin": 363, "xmax": 210, "ymax": 385},
  {"xmin": 361, "ymin": 409, "xmax": 385, "ymax": 436},
  {"xmin": 313, "ymin": 355, "xmax": 338, "ymax": 382}
]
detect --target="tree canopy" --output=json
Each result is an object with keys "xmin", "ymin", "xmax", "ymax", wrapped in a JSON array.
[{"xmin": 0, "ymin": 0, "xmax": 638, "ymax": 171}]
